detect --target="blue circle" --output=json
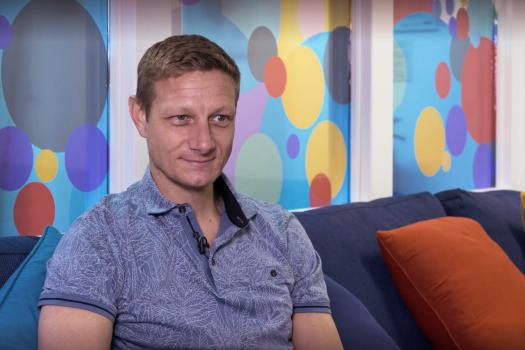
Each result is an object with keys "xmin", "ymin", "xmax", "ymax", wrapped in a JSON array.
[
  {"xmin": 65, "ymin": 125, "xmax": 108, "ymax": 192},
  {"xmin": 446, "ymin": 0, "xmax": 454, "ymax": 16},
  {"xmin": 0, "ymin": 126, "xmax": 33, "ymax": 191}
]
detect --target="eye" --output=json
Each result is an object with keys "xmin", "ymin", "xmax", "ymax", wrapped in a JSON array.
[
  {"xmin": 170, "ymin": 115, "xmax": 191, "ymax": 124},
  {"xmin": 210, "ymin": 114, "xmax": 232, "ymax": 126}
]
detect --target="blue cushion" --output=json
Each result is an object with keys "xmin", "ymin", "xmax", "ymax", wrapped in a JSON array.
[
  {"xmin": 436, "ymin": 189, "xmax": 525, "ymax": 273},
  {"xmin": 0, "ymin": 226, "xmax": 62, "ymax": 350},
  {"xmin": 325, "ymin": 275, "xmax": 400, "ymax": 350},
  {"xmin": 0, "ymin": 236, "xmax": 39, "ymax": 289},
  {"xmin": 295, "ymin": 192, "xmax": 446, "ymax": 349}
]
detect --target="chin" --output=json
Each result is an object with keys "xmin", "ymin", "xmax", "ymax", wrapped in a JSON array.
[{"xmin": 180, "ymin": 175, "xmax": 218, "ymax": 191}]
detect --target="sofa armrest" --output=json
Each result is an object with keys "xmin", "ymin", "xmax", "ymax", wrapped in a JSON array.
[{"xmin": 325, "ymin": 274, "xmax": 400, "ymax": 350}]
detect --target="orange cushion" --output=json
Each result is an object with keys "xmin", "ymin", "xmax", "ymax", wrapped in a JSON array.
[{"xmin": 377, "ymin": 216, "xmax": 525, "ymax": 350}]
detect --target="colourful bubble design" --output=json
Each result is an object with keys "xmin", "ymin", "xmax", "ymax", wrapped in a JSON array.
[
  {"xmin": 394, "ymin": 0, "xmax": 497, "ymax": 193},
  {"xmin": 183, "ymin": 1, "xmax": 351, "ymax": 208},
  {"xmin": 0, "ymin": 1, "xmax": 108, "ymax": 236}
]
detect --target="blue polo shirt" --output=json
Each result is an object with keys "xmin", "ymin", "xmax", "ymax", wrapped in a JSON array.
[{"xmin": 39, "ymin": 171, "xmax": 330, "ymax": 349}]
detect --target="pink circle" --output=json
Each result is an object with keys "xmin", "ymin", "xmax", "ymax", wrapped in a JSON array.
[
  {"xmin": 309, "ymin": 173, "xmax": 331, "ymax": 207},
  {"xmin": 461, "ymin": 37, "xmax": 496, "ymax": 144},
  {"xmin": 435, "ymin": 62, "xmax": 451, "ymax": 99},
  {"xmin": 264, "ymin": 56, "xmax": 287, "ymax": 98},
  {"xmin": 457, "ymin": 8, "xmax": 469, "ymax": 40}
]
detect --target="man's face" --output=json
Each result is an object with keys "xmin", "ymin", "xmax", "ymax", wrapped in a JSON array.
[{"xmin": 130, "ymin": 70, "xmax": 236, "ymax": 196}]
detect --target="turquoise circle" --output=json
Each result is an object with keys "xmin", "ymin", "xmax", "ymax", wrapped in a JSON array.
[
  {"xmin": 394, "ymin": 41, "xmax": 407, "ymax": 110},
  {"xmin": 235, "ymin": 133, "xmax": 283, "ymax": 203}
]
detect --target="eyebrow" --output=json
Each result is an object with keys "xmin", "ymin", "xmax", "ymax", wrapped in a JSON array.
[{"xmin": 159, "ymin": 105, "xmax": 236, "ymax": 117}]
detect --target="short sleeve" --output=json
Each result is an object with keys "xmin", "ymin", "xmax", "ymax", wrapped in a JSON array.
[
  {"xmin": 286, "ymin": 215, "xmax": 330, "ymax": 314},
  {"xmin": 38, "ymin": 211, "xmax": 121, "ymax": 321}
]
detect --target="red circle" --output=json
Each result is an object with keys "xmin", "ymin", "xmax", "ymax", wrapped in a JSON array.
[
  {"xmin": 309, "ymin": 173, "xmax": 331, "ymax": 207},
  {"xmin": 435, "ymin": 62, "xmax": 451, "ymax": 99},
  {"xmin": 264, "ymin": 56, "xmax": 287, "ymax": 98},
  {"xmin": 461, "ymin": 37, "xmax": 496, "ymax": 144},
  {"xmin": 14, "ymin": 182, "xmax": 55, "ymax": 236},
  {"xmin": 456, "ymin": 8, "xmax": 469, "ymax": 40}
]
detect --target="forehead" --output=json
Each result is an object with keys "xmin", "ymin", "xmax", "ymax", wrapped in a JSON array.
[{"xmin": 152, "ymin": 70, "xmax": 236, "ymax": 105}]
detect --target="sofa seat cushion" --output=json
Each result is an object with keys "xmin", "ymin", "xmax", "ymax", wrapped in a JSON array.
[
  {"xmin": 437, "ymin": 189, "xmax": 525, "ymax": 272},
  {"xmin": 377, "ymin": 217, "xmax": 525, "ymax": 350},
  {"xmin": 295, "ymin": 192, "xmax": 446, "ymax": 349}
]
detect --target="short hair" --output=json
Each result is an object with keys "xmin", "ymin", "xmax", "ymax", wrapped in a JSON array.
[{"xmin": 135, "ymin": 34, "xmax": 241, "ymax": 116}]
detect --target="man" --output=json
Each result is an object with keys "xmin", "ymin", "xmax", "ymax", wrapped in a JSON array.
[{"xmin": 38, "ymin": 34, "xmax": 342, "ymax": 349}]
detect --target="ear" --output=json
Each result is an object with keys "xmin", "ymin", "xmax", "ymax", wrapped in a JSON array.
[{"xmin": 129, "ymin": 96, "xmax": 148, "ymax": 138}]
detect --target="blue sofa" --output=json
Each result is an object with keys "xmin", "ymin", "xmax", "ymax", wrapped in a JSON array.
[
  {"xmin": 0, "ymin": 188, "xmax": 523, "ymax": 349},
  {"xmin": 295, "ymin": 188, "xmax": 525, "ymax": 349}
]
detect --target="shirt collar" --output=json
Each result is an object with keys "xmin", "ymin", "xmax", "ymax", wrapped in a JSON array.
[{"xmin": 139, "ymin": 169, "xmax": 255, "ymax": 228}]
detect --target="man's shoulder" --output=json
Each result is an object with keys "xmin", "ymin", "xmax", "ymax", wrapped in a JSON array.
[
  {"xmin": 69, "ymin": 181, "xmax": 145, "ymax": 235},
  {"xmin": 236, "ymin": 192, "xmax": 286, "ymax": 213},
  {"xmin": 236, "ymin": 192, "xmax": 295, "ymax": 229}
]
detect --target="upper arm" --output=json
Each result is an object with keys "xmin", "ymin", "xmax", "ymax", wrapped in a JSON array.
[
  {"xmin": 285, "ymin": 215, "xmax": 330, "ymax": 312},
  {"xmin": 39, "ymin": 305, "xmax": 113, "ymax": 350},
  {"xmin": 292, "ymin": 312, "xmax": 343, "ymax": 350},
  {"xmin": 39, "ymin": 213, "xmax": 121, "ymax": 322}
]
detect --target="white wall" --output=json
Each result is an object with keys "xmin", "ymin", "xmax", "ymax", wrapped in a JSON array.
[
  {"xmin": 495, "ymin": 0, "xmax": 525, "ymax": 191},
  {"xmin": 109, "ymin": 0, "xmax": 181, "ymax": 194}
]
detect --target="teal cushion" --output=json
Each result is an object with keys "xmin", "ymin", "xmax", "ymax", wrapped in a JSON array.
[{"xmin": 0, "ymin": 226, "xmax": 62, "ymax": 350}]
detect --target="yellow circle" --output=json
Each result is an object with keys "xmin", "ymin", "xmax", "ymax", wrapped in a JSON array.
[
  {"xmin": 460, "ymin": 0, "xmax": 468, "ymax": 6},
  {"xmin": 442, "ymin": 151, "xmax": 451, "ymax": 172},
  {"xmin": 414, "ymin": 107, "xmax": 446, "ymax": 177},
  {"xmin": 323, "ymin": 0, "xmax": 351, "ymax": 31},
  {"xmin": 36, "ymin": 149, "xmax": 58, "ymax": 182},
  {"xmin": 282, "ymin": 46, "xmax": 325, "ymax": 129},
  {"xmin": 306, "ymin": 121, "xmax": 347, "ymax": 197}
]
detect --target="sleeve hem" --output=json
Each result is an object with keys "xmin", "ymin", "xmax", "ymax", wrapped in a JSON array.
[
  {"xmin": 293, "ymin": 303, "xmax": 331, "ymax": 314},
  {"xmin": 38, "ymin": 295, "xmax": 116, "ymax": 322}
]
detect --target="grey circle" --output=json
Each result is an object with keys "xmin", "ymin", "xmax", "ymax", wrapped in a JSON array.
[
  {"xmin": 324, "ymin": 26, "xmax": 351, "ymax": 104},
  {"xmin": 450, "ymin": 36, "xmax": 470, "ymax": 82},
  {"xmin": 2, "ymin": 0, "xmax": 108, "ymax": 151},
  {"xmin": 247, "ymin": 26, "xmax": 277, "ymax": 82}
]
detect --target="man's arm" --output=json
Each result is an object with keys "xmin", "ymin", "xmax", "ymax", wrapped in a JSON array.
[
  {"xmin": 292, "ymin": 312, "xmax": 343, "ymax": 350},
  {"xmin": 39, "ymin": 305, "xmax": 113, "ymax": 350}
]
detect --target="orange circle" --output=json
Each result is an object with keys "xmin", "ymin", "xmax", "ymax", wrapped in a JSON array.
[
  {"xmin": 309, "ymin": 173, "xmax": 331, "ymax": 207},
  {"xmin": 461, "ymin": 37, "xmax": 496, "ymax": 144},
  {"xmin": 264, "ymin": 56, "xmax": 287, "ymax": 98},
  {"xmin": 14, "ymin": 182, "xmax": 55, "ymax": 236},
  {"xmin": 435, "ymin": 62, "xmax": 451, "ymax": 99},
  {"xmin": 456, "ymin": 8, "xmax": 469, "ymax": 40}
]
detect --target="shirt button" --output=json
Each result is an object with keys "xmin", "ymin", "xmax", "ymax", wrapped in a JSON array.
[
  {"xmin": 211, "ymin": 258, "xmax": 216, "ymax": 266},
  {"xmin": 270, "ymin": 269, "xmax": 277, "ymax": 277},
  {"xmin": 178, "ymin": 206, "xmax": 186, "ymax": 214}
]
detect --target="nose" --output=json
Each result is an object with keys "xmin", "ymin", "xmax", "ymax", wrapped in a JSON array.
[{"xmin": 188, "ymin": 120, "xmax": 216, "ymax": 154}]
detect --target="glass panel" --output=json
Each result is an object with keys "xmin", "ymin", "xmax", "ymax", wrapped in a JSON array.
[
  {"xmin": 393, "ymin": 0, "xmax": 497, "ymax": 195},
  {"xmin": 181, "ymin": 0, "xmax": 351, "ymax": 209},
  {"xmin": 0, "ymin": 0, "xmax": 109, "ymax": 236}
]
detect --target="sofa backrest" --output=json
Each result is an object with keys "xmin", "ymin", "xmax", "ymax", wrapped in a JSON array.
[
  {"xmin": 437, "ymin": 189, "xmax": 525, "ymax": 273},
  {"xmin": 0, "ymin": 236, "xmax": 39, "ymax": 289},
  {"xmin": 295, "ymin": 192, "xmax": 447, "ymax": 349}
]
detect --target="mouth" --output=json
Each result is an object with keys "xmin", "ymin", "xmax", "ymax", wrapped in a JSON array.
[{"xmin": 182, "ymin": 158, "xmax": 215, "ymax": 166}]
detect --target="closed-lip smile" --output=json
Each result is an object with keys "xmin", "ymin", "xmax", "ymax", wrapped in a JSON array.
[{"xmin": 183, "ymin": 158, "xmax": 214, "ymax": 164}]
